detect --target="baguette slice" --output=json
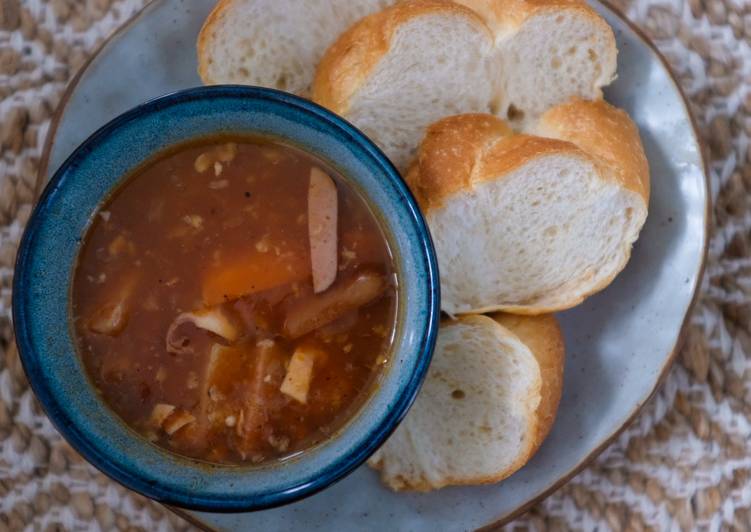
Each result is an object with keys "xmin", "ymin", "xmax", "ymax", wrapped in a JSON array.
[
  {"xmin": 197, "ymin": 0, "xmax": 393, "ymax": 96},
  {"xmin": 313, "ymin": 0, "xmax": 497, "ymax": 170},
  {"xmin": 490, "ymin": 312, "xmax": 563, "ymax": 444},
  {"xmin": 368, "ymin": 313, "xmax": 564, "ymax": 491},
  {"xmin": 455, "ymin": 0, "xmax": 617, "ymax": 128},
  {"xmin": 406, "ymin": 99, "xmax": 649, "ymax": 315},
  {"xmin": 312, "ymin": 0, "xmax": 616, "ymax": 168}
]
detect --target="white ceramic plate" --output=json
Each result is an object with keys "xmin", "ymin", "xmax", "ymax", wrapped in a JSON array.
[{"xmin": 39, "ymin": 1, "xmax": 709, "ymax": 529}]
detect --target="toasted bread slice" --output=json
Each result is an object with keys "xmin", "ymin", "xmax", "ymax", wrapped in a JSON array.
[
  {"xmin": 367, "ymin": 313, "xmax": 564, "ymax": 491},
  {"xmin": 405, "ymin": 99, "xmax": 649, "ymax": 314},
  {"xmin": 312, "ymin": 0, "xmax": 616, "ymax": 168},
  {"xmin": 197, "ymin": 0, "xmax": 392, "ymax": 96}
]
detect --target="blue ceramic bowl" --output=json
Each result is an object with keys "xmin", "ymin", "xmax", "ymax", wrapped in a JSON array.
[{"xmin": 13, "ymin": 86, "xmax": 439, "ymax": 511}]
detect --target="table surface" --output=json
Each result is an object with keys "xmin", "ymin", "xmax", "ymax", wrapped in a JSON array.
[{"xmin": 0, "ymin": 0, "xmax": 749, "ymax": 530}]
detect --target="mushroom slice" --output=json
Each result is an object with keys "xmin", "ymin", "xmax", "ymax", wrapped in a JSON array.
[
  {"xmin": 237, "ymin": 340, "xmax": 279, "ymax": 444},
  {"xmin": 163, "ymin": 410, "xmax": 197, "ymax": 436},
  {"xmin": 308, "ymin": 167, "xmax": 338, "ymax": 293},
  {"xmin": 284, "ymin": 271, "xmax": 387, "ymax": 338},
  {"xmin": 88, "ymin": 273, "xmax": 140, "ymax": 336},
  {"xmin": 166, "ymin": 307, "xmax": 240, "ymax": 355},
  {"xmin": 89, "ymin": 301, "xmax": 129, "ymax": 336},
  {"xmin": 201, "ymin": 341, "xmax": 286, "ymax": 456},
  {"xmin": 149, "ymin": 403, "xmax": 176, "ymax": 428},
  {"xmin": 148, "ymin": 404, "xmax": 197, "ymax": 436}
]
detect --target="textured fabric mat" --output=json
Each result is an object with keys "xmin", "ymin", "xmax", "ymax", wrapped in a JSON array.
[{"xmin": 0, "ymin": 0, "xmax": 749, "ymax": 530}]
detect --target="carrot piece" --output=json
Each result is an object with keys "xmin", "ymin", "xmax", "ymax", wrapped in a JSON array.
[
  {"xmin": 308, "ymin": 167, "xmax": 338, "ymax": 293},
  {"xmin": 202, "ymin": 249, "xmax": 310, "ymax": 306}
]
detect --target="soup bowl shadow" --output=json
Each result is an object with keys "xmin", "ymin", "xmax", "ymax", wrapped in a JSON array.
[{"xmin": 12, "ymin": 86, "xmax": 440, "ymax": 511}]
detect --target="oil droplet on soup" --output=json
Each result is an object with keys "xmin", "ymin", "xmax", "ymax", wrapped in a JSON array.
[{"xmin": 71, "ymin": 137, "xmax": 398, "ymax": 465}]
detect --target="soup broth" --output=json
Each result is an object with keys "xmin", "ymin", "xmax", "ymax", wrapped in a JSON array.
[{"xmin": 72, "ymin": 137, "xmax": 397, "ymax": 465}]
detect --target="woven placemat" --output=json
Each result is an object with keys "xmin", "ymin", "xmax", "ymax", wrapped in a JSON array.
[{"xmin": 0, "ymin": 0, "xmax": 749, "ymax": 530}]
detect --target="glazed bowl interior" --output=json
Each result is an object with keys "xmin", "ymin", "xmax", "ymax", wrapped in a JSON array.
[{"xmin": 13, "ymin": 86, "xmax": 439, "ymax": 511}]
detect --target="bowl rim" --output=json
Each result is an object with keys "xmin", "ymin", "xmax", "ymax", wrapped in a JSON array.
[{"xmin": 13, "ymin": 85, "xmax": 440, "ymax": 511}]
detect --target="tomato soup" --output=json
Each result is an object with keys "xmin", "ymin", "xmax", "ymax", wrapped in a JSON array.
[{"xmin": 71, "ymin": 137, "xmax": 397, "ymax": 465}]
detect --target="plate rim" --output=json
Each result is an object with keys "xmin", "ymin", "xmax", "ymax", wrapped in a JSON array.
[{"xmin": 32, "ymin": 0, "xmax": 710, "ymax": 529}]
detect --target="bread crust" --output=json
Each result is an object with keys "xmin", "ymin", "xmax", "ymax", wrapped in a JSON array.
[
  {"xmin": 407, "ymin": 113, "xmax": 596, "ymax": 212},
  {"xmin": 408, "ymin": 101, "xmax": 649, "ymax": 314},
  {"xmin": 538, "ymin": 98, "xmax": 650, "ymax": 202},
  {"xmin": 311, "ymin": 0, "xmax": 491, "ymax": 114},
  {"xmin": 405, "ymin": 114, "xmax": 513, "ymax": 210},
  {"xmin": 491, "ymin": 313, "xmax": 564, "ymax": 448},
  {"xmin": 368, "ymin": 314, "xmax": 564, "ymax": 491},
  {"xmin": 458, "ymin": 0, "xmax": 616, "ymax": 56},
  {"xmin": 196, "ymin": 0, "xmax": 236, "ymax": 84},
  {"xmin": 460, "ymin": 0, "xmax": 591, "ymax": 28},
  {"xmin": 435, "ymin": 0, "xmax": 618, "ymax": 101}
]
